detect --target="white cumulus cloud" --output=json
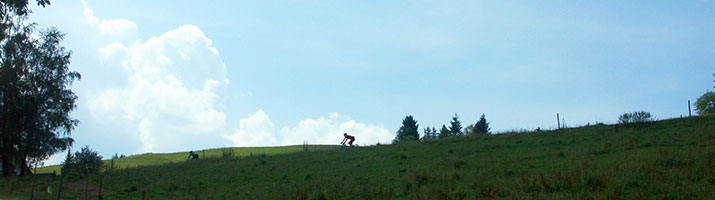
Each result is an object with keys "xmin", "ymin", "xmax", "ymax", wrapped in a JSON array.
[
  {"xmin": 81, "ymin": 0, "xmax": 138, "ymax": 36},
  {"xmin": 87, "ymin": 9, "xmax": 229, "ymax": 153},
  {"xmin": 223, "ymin": 110, "xmax": 277, "ymax": 147},
  {"xmin": 225, "ymin": 111, "xmax": 393, "ymax": 146}
]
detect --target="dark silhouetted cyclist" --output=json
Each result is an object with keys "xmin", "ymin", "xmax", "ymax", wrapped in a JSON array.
[
  {"xmin": 341, "ymin": 133, "xmax": 355, "ymax": 147},
  {"xmin": 187, "ymin": 151, "xmax": 199, "ymax": 161}
]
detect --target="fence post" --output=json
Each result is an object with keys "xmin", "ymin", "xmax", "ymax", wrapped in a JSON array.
[
  {"xmin": 98, "ymin": 175, "xmax": 103, "ymax": 200},
  {"xmin": 557, "ymin": 113, "xmax": 560, "ymax": 129},
  {"xmin": 85, "ymin": 174, "xmax": 89, "ymax": 200},
  {"xmin": 30, "ymin": 182, "xmax": 35, "ymax": 200},
  {"xmin": 57, "ymin": 171, "xmax": 63, "ymax": 200},
  {"xmin": 142, "ymin": 191, "xmax": 145, "ymax": 200},
  {"xmin": 688, "ymin": 100, "xmax": 692, "ymax": 117}
]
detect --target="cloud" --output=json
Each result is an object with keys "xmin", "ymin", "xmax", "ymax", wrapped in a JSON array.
[
  {"xmin": 82, "ymin": 1, "xmax": 391, "ymax": 154},
  {"xmin": 225, "ymin": 111, "xmax": 393, "ymax": 146},
  {"xmin": 223, "ymin": 110, "xmax": 277, "ymax": 147},
  {"xmin": 87, "ymin": 10, "xmax": 229, "ymax": 152},
  {"xmin": 81, "ymin": 0, "xmax": 138, "ymax": 36}
]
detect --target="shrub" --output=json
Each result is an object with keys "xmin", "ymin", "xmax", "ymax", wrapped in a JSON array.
[
  {"xmin": 63, "ymin": 146, "xmax": 104, "ymax": 176},
  {"xmin": 618, "ymin": 111, "xmax": 654, "ymax": 124}
]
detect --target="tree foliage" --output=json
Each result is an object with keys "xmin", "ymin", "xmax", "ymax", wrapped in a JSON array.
[
  {"xmin": 448, "ymin": 113, "xmax": 463, "ymax": 136},
  {"xmin": 474, "ymin": 114, "xmax": 490, "ymax": 134},
  {"xmin": 394, "ymin": 115, "xmax": 419, "ymax": 143},
  {"xmin": 694, "ymin": 91, "xmax": 715, "ymax": 115},
  {"xmin": 422, "ymin": 127, "xmax": 437, "ymax": 140},
  {"xmin": 1, "ymin": 0, "xmax": 79, "ymax": 176},
  {"xmin": 438, "ymin": 125, "xmax": 450, "ymax": 139},
  {"xmin": 464, "ymin": 124, "xmax": 475, "ymax": 135},
  {"xmin": 63, "ymin": 146, "xmax": 103, "ymax": 176},
  {"xmin": 618, "ymin": 111, "xmax": 654, "ymax": 124}
]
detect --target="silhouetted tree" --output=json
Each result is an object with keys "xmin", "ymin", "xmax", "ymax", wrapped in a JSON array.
[
  {"xmin": 474, "ymin": 114, "xmax": 491, "ymax": 134},
  {"xmin": 464, "ymin": 124, "xmax": 475, "ymax": 135},
  {"xmin": 438, "ymin": 125, "xmax": 451, "ymax": 139},
  {"xmin": 422, "ymin": 126, "xmax": 438, "ymax": 140},
  {"xmin": 695, "ymin": 91, "xmax": 715, "ymax": 115},
  {"xmin": 449, "ymin": 113, "xmax": 463, "ymax": 136},
  {"xmin": 63, "ymin": 146, "xmax": 103, "ymax": 176},
  {"xmin": 394, "ymin": 115, "xmax": 419, "ymax": 143},
  {"xmin": 1, "ymin": 0, "xmax": 79, "ymax": 176}
]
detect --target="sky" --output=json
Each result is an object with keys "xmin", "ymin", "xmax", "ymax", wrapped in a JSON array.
[{"xmin": 27, "ymin": 0, "xmax": 714, "ymax": 165}]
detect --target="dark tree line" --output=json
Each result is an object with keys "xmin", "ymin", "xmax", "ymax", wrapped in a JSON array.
[
  {"xmin": 394, "ymin": 113, "xmax": 490, "ymax": 143},
  {"xmin": 1, "ymin": 0, "xmax": 79, "ymax": 176}
]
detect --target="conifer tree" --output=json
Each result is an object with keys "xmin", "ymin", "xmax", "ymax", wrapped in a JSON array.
[
  {"xmin": 394, "ymin": 115, "xmax": 419, "ymax": 142},
  {"xmin": 449, "ymin": 113, "xmax": 463, "ymax": 136},
  {"xmin": 474, "ymin": 114, "xmax": 491, "ymax": 134},
  {"xmin": 438, "ymin": 125, "xmax": 451, "ymax": 139}
]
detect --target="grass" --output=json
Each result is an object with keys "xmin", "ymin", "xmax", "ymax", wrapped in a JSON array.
[
  {"xmin": 1, "ymin": 116, "xmax": 714, "ymax": 199},
  {"xmin": 33, "ymin": 145, "xmax": 335, "ymax": 175}
]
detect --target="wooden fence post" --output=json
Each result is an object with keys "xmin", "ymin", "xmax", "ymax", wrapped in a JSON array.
[
  {"xmin": 85, "ymin": 174, "xmax": 89, "ymax": 200},
  {"xmin": 57, "ymin": 171, "xmax": 63, "ymax": 200},
  {"xmin": 557, "ymin": 113, "xmax": 560, "ymax": 129},
  {"xmin": 98, "ymin": 175, "xmax": 103, "ymax": 200},
  {"xmin": 30, "ymin": 182, "xmax": 35, "ymax": 200}
]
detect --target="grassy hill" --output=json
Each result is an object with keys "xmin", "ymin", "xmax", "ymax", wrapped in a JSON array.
[
  {"xmin": 33, "ymin": 145, "xmax": 337, "ymax": 175},
  {"xmin": 1, "ymin": 116, "xmax": 714, "ymax": 199}
]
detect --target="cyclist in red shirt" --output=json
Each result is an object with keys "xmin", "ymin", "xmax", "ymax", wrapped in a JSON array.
[{"xmin": 341, "ymin": 133, "xmax": 355, "ymax": 147}]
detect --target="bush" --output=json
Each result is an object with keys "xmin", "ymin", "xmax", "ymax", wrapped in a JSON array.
[
  {"xmin": 63, "ymin": 146, "xmax": 104, "ymax": 176},
  {"xmin": 222, "ymin": 147, "xmax": 235, "ymax": 157},
  {"xmin": 694, "ymin": 91, "xmax": 715, "ymax": 115},
  {"xmin": 618, "ymin": 111, "xmax": 654, "ymax": 124}
]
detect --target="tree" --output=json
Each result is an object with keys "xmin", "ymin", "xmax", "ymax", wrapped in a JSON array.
[
  {"xmin": 423, "ymin": 126, "xmax": 438, "ymax": 140},
  {"xmin": 474, "ymin": 114, "xmax": 490, "ymax": 134},
  {"xmin": 464, "ymin": 124, "xmax": 475, "ymax": 135},
  {"xmin": 63, "ymin": 146, "xmax": 103, "ymax": 176},
  {"xmin": 695, "ymin": 91, "xmax": 715, "ymax": 115},
  {"xmin": 1, "ymin": 0, "xmax": 79, "ymax": 176},
  {"xmin": 431, "ymin": 127, "xmax": 437, "ymax": 139},
  {"xmin": 438, "ymin": 125, "xmax": 451, "ymax": 139},
  {"xmin": 422, "ymin": 127, "xmax": 432, "ymax": 140},
  {"xmin": 394, "ymin": 115, "xmax": 419, "ymax": 143},
  {"xmin": 449, "ymin": 113, "xmax": 463, "ymax": 136},
  {"xmin": 63, "ymin": 146, "xmax": 102, "ymax": 200}
]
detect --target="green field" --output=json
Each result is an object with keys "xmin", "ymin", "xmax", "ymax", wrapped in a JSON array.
[
  {"xmin": 32, "ymin": 145, "xmax": 337, "ymax": 175},
  {"xmin": 1, "ymin": 116, "xmax": 714, "ymax": 199}
]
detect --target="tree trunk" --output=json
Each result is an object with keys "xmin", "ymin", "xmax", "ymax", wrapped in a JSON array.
[
  {"xmin": 20, "ymin": 155, "xmax": 27, "ymax": 176},
  {"xmin": 2, "ymin": 155, "xmax": 13, "ymax": 176}
]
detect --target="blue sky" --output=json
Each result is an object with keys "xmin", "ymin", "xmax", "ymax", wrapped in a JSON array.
[{"xmin": 29, "ymin": 0, "xmax": 714, "ymax": 165}]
